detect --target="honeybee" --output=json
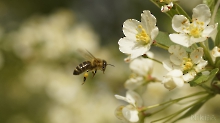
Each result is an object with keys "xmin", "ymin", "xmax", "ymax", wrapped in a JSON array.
[{"xmin": 73, "ymin": 50, "xmax": 114, "ymax": 84}]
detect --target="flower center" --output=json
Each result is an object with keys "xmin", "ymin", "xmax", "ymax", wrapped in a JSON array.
[
  {"xmin": 188, "ymin": 21, "xmax": 204, "ymax": 38},
  {"xmin": 136, "ymin": 25, "xmax": 150, "ymax": 44},
  {"xmin": 182, "ymin": 58, "xmax": 193, "ymax": 72}
]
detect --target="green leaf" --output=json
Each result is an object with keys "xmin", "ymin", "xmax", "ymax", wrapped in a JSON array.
[
  {"xmin": 155, "ymin": 31, "xmax": 175, "ymax": 47},
  {"xmin": 214, "ymin": 9, "xmax": 220, "ymax": 46},
  {"xmin": 203, "ymin": 0, "xmax": 216, "ymax": 13},
  {"xmin": 173, "ymin": 100, "xmax": 206, "ymax": 122},
  {"xmin": 216, "ymin": 35, "xmax": 220, "ymax": 47},
  {"xmin": 189, "ymin": 68, "xmax": 219, "ymax": 87}
]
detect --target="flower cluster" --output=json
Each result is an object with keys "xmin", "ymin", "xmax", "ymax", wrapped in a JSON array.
[{"xmin": 116, "ymin": 2, "xmax": 220, "ymax": 123}]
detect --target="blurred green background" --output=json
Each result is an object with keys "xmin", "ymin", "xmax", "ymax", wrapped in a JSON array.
[{"xmin": 2, "ymin": 0, "xmax": 220, "ymax": 123}]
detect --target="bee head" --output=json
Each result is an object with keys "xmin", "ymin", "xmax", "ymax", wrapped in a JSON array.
[
  {"xmin": 102, "ymin": 60, "xmax": 107, "ymax": 73},
  {"xmin": 102, "ymin": 60, "xmax": 114, "ymax": 73}
]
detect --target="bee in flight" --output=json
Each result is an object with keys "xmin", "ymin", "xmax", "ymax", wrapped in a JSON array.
[{"xmin": 73, "ymin": 50, "xmax": 114, "ymax": 85}]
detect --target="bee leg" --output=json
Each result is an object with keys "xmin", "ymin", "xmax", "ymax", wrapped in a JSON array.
[
  {"xmin": 92, "ymin": 69, "xmax": 97, "ymax": 77},
  {"xmin": 82, "ymin": 71, "xmax": 89, "ymax": 85}
]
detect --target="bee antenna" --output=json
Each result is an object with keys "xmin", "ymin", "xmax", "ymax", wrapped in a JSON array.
[{"xmin": 107, "ymin": 64, "xmax": 115, "ymax": 67}]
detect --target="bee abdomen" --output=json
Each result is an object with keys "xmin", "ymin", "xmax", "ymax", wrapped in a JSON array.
[{"xmin": 73, "ymin": 61, "xmax": 91, "ymax": 75}]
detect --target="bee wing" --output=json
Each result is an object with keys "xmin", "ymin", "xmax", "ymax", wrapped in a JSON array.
[{"xmin": 77, "ymin": 49, "xmax": 96, "ymax": 60}]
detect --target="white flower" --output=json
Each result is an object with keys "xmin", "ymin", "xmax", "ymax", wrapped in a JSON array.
[
  {"xmin": 211, "ymin": 46, "xmax": 220, "ymax": 58},
  {"xmin": 161, "ymin": 2, "xmax": 173, "ymax": 13},
  {"xmin": 129, "ymin": 52, "xmax": 154, "ymax": 76},
  {"xmin": 169, "ymin": 4, "xmax": 218, "ymax": 47},
  {"xmin": 125, "ymin": 52, "xmax": 154, "ymax": 90},
  {"xmin": 125, "ymin": 77, "xmax": 144, "ymax": 90},
  {"xmin": 162, "ymin": 69, "xmax": 184, "ymax": 90},
  {"xmin": 115, "ymin": 90, "xmax": 143, "ymax": 122},
  {"xmin": 118, "ymin": 10, "xmax": 159, "ymax": 61},
  {"xmin": 163, "ymin": 45, "xmax": 207, "ymax": 83}
]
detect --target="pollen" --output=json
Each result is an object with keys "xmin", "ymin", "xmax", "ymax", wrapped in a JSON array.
[
  {"xmin": 136, "ymin": 25, "xmax": 150, "ymax": 44},
  {"xmin": 182, "ymin": 58, "xmax": 193, "ymax": 71},
  {"xmin": 188, "ymin": 21, "xmax": 204, "ymax": 38}
]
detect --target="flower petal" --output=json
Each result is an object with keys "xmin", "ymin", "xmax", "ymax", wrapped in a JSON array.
[
  {"xmin": 115, "ymin": 106, "xmax": 127, "ymax": 121},
  {"xmin": 190, "ymin": 47, "xmax": 203, "ymax": 64},
  {"xmin": 162, "ymin": 59, "xmax": 180, "ymax": 71},
  {"xmin": 169, "ymin": 34, "xmax": 191, "ymax": 47},
  {"xmin": 141, "ymin": 10, "xmax": 157, "ymax": 35},
  {"xmin": 125, "ymin": 77, "xmax": 144, "ymax": 90},
  {"xmin": 212, "ymin": 46, "xmax": 220, "ymax": 58},
  {"xmin": 123, "ymin": 19, "xmax": 140, "ymax": 39},
  {"xmin": 150, "ymin": 27, "xmax": 159, "ymax": 40},
  {"xmin": 129, "ymin": 57, "xmax": 153, "ymax": 76},
  {"xmin": 115, "ymin": 95, "xmax": 128, "ymax": 102},
  {"xmin": 189, "ymin": 36, "xmax": 207, "ymax": 44},
  {"xmin": 126, "ymin": 90, "xmax": 143, "ymax": 107},
  {"xmin": 194, "ymin": 59, "xmax": 207, "ymax": 72},
  {"xmin": 182, "ymin": 71, "xmax": 196, "ymax": 82},
  {"xmin": 192, "ymin": 4, "xmax": 211, "ymax": 25},
  {"xmin": 172, "ymin": 15, "xmax": 190, "ymax": 33},
  {"xmin": 122, "ymin": 105, "xmax": 139, "ymax": 122},
  {"xmin": 202, "ymin": 23, "xmax": 218, "ymax": 39},
  {"xmin": 118, "ymin": 37, "xmax": 136, "ymax": 54},
  {"xmin": 166, "ymin": 69, "xmax": 183, "ymax": 77},
  {"xmin": 162, "ymin": 70, "xmax": 184, "ymax": 90},
  {"xmin": 130, "ymin": 45, "xmax": 151, "ymax": 59}
]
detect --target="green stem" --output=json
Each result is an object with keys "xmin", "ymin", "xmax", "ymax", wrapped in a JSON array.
[
  {"xmin": 199, "ymin": 84, "xmax": 214, "ymax": 94},
  {"xmin": 210, "ymin": 0, "xmax": 220, "ymax": 24},
  {"xmin": 199, "ymin": 42, "xmax": 214, "ymax": 66},
  {"xmin": 149, "ymin": 102, "xmax": 173, "ymax": 116},
  {"xmin": 142, "ymin": 55, "xmax": 162, "ymax": 64},
  {"xmin": 175, "ymin": 4, "xmax": 192, "ymax": 22},
  {"xmin": 150, "ymin": 0, "xmax": 172, "ymax": 19},
  {"xmin": 153, "ymin": 41, "xmax": 169, "ymax": 50},
  {"xmin": 152, "ymin": 94, "xmax": 213, "ymax": 123},
  {"xmin": 139, "ymin": 91, "xmax": 207, "ymax": 111}
]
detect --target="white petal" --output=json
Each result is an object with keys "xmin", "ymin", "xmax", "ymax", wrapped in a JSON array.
[
  {"xmin": 129, "ymin": 57, "xmax": 153, "ymax": 76},
  {"xmin": 210, "ymin": 23, "xmax": 218, "ymax": 40},
  {"xmin": 150, "ymin": 27, "xmax": 159, "ymax": 40},
  {"xmin": 162, "ymin": 70, "xmax": 184, "ymax": 90},
  {"xmin": 123, "ymin": 19, "xmax": 140, "ymax": 39},
  {"xmin": 189, "ymin": 36, "xmax": 207, "ymax": 44},
  {"xmin": 168, "ymin": 45, "xmax": 187, "ymax": 58},
  {"xmin": 161, "ymin": 5, "xmax": 169, "ymax": 13},
  {"xmin": 170, "ymin": 54, "xmax": 182, "ymax": 65},
  {"xmin": 194, "ymin": 59, "xmax": 207, "ymax": 72},
  {"xmin": 126, "ymin": 90, "xmax": 143, "ymax": 107},
  {"xmin": 163, "ymin": 79, "xmax": 177, "ymax": 90},
  {"xmin": 130, "ymin": 45, "xmax": 151, "ymax": 59},
  {"xmin": 166, "ymin": 69, "xmax": 183, "ymax": 77},
  {"xmin": 182, "ymin": 71, "xmax": 196, "ymax": 82},
  {"xmin": 212, "ymin": 46, "xmax": 220, "ymax": 58},
  {"xmin": 169, "ymin": 34, "xmax": 192, "ymax": 47},
  {"xmin": 192, "ymin": 4, "xmax": 211, "ymax": 26},
  {"xmin": 190, "ymin": 47, "xmax": 203, "ymax": 64},
  {"xmin": 124, "ymin": 55, "xmax": 132, "ymax": 63},
  {"xmin": 172, "ymin": 15, "xmax": 190, "ymax": 33},
  {"xmin": 122, "ymin": 105, "xmax": 139, "ymax": 122},
  {"xmin": 202, "ymin": 24, "xmax": 217, "ymax": 37},
  {"xmin": 115, "ymin": 106, "xmax": 127, "ymax": 121},
  {"xmin": 173, "ymin": 77, "xmax": 184, "ymax": 88},
  {"xmin": 118, "ymin": 37, "xmax": 136, "ymax": 54},
  {"xmin": 141, "ymin": 10, "xmax": 157, "ymax": 34},
  {"xmin": 115, "ymin": 95, "xmax": 128, "ymax": 102},
  {"xmin": 162, "ymin": 59, "xmax": 180, "ymax": 71},
  {"xmin": 125, "ymin": 77, "xmax": 144, "ymax": 90},
  {"xmin": 202, "ymin": 23, "xmax": 218, "ymax": 40}
]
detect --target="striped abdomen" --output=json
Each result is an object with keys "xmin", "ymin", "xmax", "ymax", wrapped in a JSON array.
[{"xmin": 73, "ymin": 61, "xmax": 91, "ymax": 75}]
